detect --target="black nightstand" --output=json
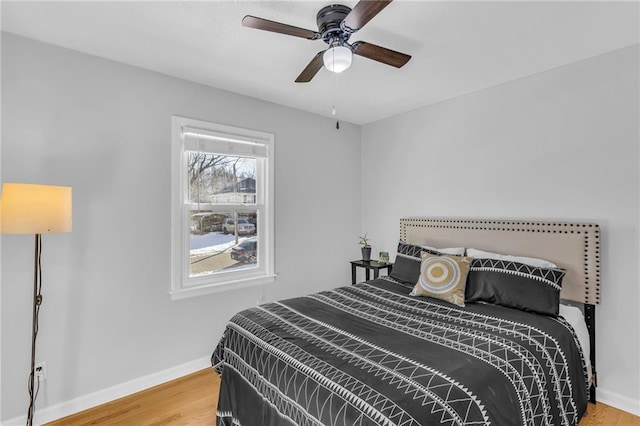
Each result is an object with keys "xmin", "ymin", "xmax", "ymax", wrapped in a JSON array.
[{"xmin": 350, "ymin": 260, "xmax": 393, "ymax": 284}]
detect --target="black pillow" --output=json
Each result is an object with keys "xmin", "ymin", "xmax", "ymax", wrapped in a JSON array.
[
  {"xmin": 465, "ymin": 258, "xmax": 566, "ymax": 316},
  {"xmin": 389, "ymin": 255, "xmax": 422, "ymax": 283},
  {"xmin": 389, "ymin": 241, "xmax": 445, "ymax": 284}
]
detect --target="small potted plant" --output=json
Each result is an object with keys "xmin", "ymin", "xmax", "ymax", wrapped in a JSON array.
[{"xmin": 359, "ymin": 233, "xmax": 372, "ymax": 261}]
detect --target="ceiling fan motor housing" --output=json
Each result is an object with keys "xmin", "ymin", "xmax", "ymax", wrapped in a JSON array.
[{"xmin": 317, "ymin": 4, "xmax": 352, "ymax": 46}]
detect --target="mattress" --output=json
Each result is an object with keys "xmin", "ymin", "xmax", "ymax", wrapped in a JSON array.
[{"xmin": 212, "ymin": 277, "xmax": 588, "ymax": 426}]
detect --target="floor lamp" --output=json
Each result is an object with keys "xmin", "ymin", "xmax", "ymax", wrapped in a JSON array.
[{"xmin": 0, "ymin": 183, "xmax": 73, "ymax": 426}]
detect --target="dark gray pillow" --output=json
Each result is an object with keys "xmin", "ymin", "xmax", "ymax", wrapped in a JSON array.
[
  {"xmin": 390, "ymin": 241, "xmax": 446, "ymax": 284},
  {"xmin": 465, "ymin": 258, "xmax": 566, "ymax": 316}
]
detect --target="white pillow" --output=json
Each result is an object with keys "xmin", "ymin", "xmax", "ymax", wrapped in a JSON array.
[
  {"xmin": 423, "ymin": 245, "xmax": 466, "ymax": 256},
  {"xmin": 559, "ymin": 304, "xmax": 592, "ymax": 383},
  {"xmin": 466, "ymin": 248, "xmax": 557, "ymax": 268}
]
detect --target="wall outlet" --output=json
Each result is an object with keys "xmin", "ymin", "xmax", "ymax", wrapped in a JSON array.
[{"xmin": 35, "ymin": 362, "xmax": 47, "ymax": 381}]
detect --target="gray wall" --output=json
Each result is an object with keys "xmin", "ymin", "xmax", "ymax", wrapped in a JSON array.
[
  {"xmin": 0, "ymin": 33, "xmax": 362, "ymax": 420},
  {"xmin": 361, "ymin": 45, "xmax": 640, "ymax": 414},
  {"xmin": 2, "ymin": 32, "xmax": 639, "ymax": 421}
]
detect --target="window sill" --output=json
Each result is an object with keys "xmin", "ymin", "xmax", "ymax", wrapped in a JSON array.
[{"xmin": 170, "ymin": 274, "xmax": 276, "ymax": 300}]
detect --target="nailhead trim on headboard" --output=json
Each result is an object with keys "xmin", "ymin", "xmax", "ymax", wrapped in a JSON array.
[{"xmin": 400, "ymin": 218, "xmax": 601, "ymax": 305}]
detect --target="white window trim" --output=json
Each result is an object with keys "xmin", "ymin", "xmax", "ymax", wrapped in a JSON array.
[{"xmin": 171, "ymin": 116, "xmax": 275, "ymax": 300}]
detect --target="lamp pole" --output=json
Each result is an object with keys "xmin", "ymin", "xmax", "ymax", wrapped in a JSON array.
[{"xmin": 27, "ymin": 234, "xmax": 42, "ymax": 426}]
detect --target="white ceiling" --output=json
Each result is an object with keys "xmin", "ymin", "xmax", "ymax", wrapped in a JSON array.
[{"xmin": 2, "ymin": 1, "xmax": 638, "ymax": 125}]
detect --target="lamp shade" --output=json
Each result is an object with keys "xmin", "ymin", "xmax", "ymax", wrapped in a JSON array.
[
  {"xmin": 0, "ymin": 183, "xmax": 72, "ymax": 234},
  {"xmin": 323, "ymin": 45, "xmax": 352, "ymax": 73}
]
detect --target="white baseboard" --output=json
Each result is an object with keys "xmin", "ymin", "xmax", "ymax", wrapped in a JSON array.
[
  {"xmin": 597, "ymin": 387, "xmax": 640, "ymax": 417},
  {"xmin": 2, "ymin": 356, "xmax": 211, "ymax": 426},
  {"xmin": 3, "ymin": 360, "xmax": 637, "ymax": 425}
]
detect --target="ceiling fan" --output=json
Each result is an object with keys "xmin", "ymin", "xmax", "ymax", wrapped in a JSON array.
[{"xmin": 242, "ymin": 0, "xmax": 411, "ymax": 83}]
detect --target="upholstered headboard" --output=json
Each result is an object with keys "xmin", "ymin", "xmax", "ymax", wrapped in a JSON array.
[{"xmin": 400, "ymin": 218, "xmax": 601, "ymax": 305}]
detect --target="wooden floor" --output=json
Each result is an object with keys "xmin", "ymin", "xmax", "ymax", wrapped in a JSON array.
[
  {"xmin": 47, "ymin": 368, "xmax": 640, "ymax": 425},
  {"xmin": 45, "ymin": 369, "xmax": 220, "ymax": 426}
]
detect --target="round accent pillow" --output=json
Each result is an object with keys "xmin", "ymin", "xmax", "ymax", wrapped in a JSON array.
[{"xmin": 410, "ymin": 253, "xmax": 472, "ymax": 307}]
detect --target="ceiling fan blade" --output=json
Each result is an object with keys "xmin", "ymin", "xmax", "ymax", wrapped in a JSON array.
[
  {"xmin": 295, "ymin": 51, "xmax": 325, "ymax": 83},
  {"xmin": 242, "ymin": 15, "xmax": 321, "ymax": 40},
  {"xmin": 352, "ymin": 41, "xmax": 411, "ymax": 68},
  {"xmin": 341, "ymin": 0, "xmax": 393, "ymax": 33}
]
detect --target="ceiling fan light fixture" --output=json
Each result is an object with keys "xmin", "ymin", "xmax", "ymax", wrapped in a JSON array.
[{"xmin": 323, "ymin": 45, "xmax": 352, "ymax": 73}]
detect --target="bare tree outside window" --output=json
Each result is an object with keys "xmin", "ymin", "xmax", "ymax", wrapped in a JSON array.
[{"xmin": 187, "ymin": 153, "xmax": 256, "ymax": 204}]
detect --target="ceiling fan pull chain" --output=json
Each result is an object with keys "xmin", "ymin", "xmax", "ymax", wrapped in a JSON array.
[{"xmin": 333, "ymin": 73, "xmax": 340, "ymax": 130}]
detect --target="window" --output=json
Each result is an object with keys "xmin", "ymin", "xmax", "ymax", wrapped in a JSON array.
[{"xmin": 171, "ymin": 116, "xmax": 275, "ymax": 299}]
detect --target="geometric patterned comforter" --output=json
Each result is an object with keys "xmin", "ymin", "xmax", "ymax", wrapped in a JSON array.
[{"xmin": 212, "ymin": 277, "xmax": 588, "ymax": 426}]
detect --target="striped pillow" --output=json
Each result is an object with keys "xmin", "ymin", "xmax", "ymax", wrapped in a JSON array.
[
  {"xmin": 390, "ymin": 241, "xmax": 465, "ymax": 284},
  {"xmin": 390, "ymin": 241, "xmax": 448, "ymax": 283},
  {"xmin": 465, "ymin": 258, "xmax": 566, "ymax": 316}
]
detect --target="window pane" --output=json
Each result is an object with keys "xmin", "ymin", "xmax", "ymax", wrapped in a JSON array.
[
  {"xmin": 187, "ymin": 153, "xmax": 256, "ymax": 205},
  {"xmin": 189, "ymin": 210, "xmax": 258, "ymax": 277}
]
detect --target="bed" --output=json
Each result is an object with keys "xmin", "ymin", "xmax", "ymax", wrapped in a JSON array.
[{"xmin": 212, "ymin": 218, "xmax": 600, "ymax": 426}]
